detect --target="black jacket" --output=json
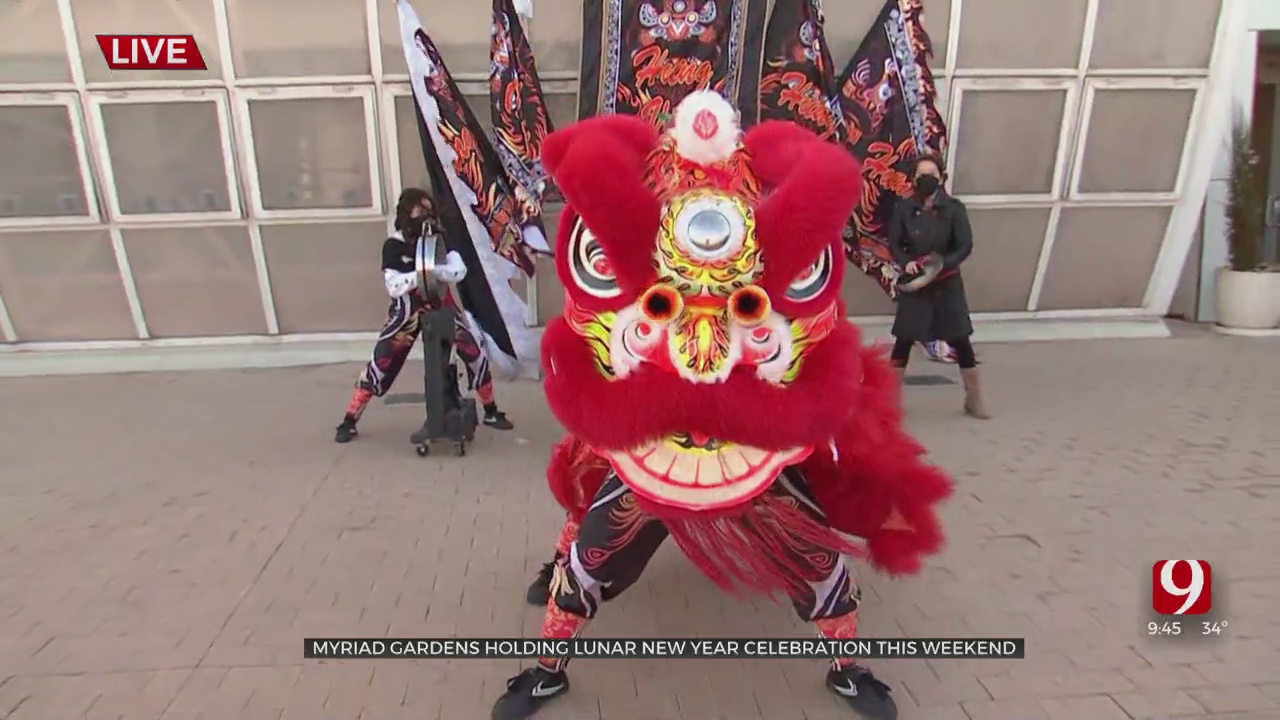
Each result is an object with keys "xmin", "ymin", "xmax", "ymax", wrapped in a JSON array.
[
  {"xmin": 888, "ymin": 192, "xmax": 973, "ymax": 272},
  {"xmin": 888, "ymin": 192, "xmax": 975, "ymax": 342}
]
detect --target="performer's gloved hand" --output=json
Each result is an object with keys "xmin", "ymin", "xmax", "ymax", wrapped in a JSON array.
[
  {"xmin": 383, "ymin": 269, "xmax": 419, "ymax": 298},
  {"xmin": 433, "ymin": 250, "xmax": 468, "ymax": 283}
]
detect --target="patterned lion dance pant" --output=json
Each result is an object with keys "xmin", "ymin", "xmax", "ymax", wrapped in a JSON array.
[
  {"xmin": 343, "ymin": 293, "xmax": 493, "ymax": 422},
  {"xmin": 536, "ymin": 470, "xmax": 863, "ymax": 672}
]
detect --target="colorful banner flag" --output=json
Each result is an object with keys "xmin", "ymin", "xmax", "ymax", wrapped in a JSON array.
[
  {"xmin": 490, "ymin": 0, "xmax": 558, "ymax": 210},
  {"xmin": 396, "ymin": 0, "xmax": 541, "ymax": 379},
  {"xmin": 837, "ymin": 0, "xmax": 949, "ymax": 295},
  {"xmin": 758, "ymin": 0, "xmax": 845, "ymax": 143},
  {"xmin": 577, "ymin": 0, "xmax": 768, "ymax": 127}
]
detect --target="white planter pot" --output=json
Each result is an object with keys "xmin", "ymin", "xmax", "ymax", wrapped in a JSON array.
[{"xmin": 1215, "ymin": 267, "xmax": 1280, "ymax": 329}]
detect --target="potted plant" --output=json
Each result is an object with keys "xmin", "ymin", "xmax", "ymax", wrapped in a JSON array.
[{"xmin": 1216, "ymin": 116, "xmax": 1280, "ymax": 330}]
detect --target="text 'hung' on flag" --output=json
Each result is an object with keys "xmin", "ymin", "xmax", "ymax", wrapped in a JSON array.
[
  {"xmin": 396, "ymin": 0, "xmax": 541, "ymax": 379},
  {"xmin": 577, "ymin": 0, "xmax": 768, "ymax": 128},
  {"xmin": 758, "ymin": 0, "xmax": 845, "ymax": 143},
  {"xmin": 838, "ymin": 0, "xmax": 950, "ymax": 296}
]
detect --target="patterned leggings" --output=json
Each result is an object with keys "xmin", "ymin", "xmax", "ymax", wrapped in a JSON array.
[
  {"xmin": 538, "ymin": 470, "xmax": 862, "ymax": 672},
  {"xmin": 344, "ymin": 294, "xmax": 493, "ymax": 421},
  {"xmin": 893, "ymin": 337, "xmax": 976, "ymax": 369}
]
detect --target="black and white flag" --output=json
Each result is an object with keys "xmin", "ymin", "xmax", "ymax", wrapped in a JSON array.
[{"xmin": 397, "ymin": 0, "xmax": 540, "ymax": 379}]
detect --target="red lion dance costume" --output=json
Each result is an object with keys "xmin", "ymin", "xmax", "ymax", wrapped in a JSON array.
[{"xmin": 493, "ymin": 91, "xmax": 953, "ymax": 720}]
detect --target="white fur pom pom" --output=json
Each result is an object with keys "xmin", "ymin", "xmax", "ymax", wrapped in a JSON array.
[{"xmin": 671, "ymin": 90, "xmax": 739, "ymax": 165}]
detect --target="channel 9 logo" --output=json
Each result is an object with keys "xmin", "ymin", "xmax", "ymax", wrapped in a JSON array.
[{"xmin": 1152, "ymin": 560, "xmax": 1212, "ymax": 615}]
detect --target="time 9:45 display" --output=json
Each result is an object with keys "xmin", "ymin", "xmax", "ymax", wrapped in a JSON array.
[{"xmin": 1148, "ymin": 620, "xmax": 1229, "ymax": 636}]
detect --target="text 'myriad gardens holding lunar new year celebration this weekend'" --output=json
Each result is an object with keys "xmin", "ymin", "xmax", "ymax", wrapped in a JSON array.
[{"xmin": 304, "ymin": 637, "xmax": 1027, "ymax": 660}]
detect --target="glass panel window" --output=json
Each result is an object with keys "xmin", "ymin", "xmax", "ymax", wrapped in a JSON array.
[
  {"xmin": 95, "ymin": 98, "xmax": 234, "ymax": 216},
  {"xmin": 0, "ymin": 104, "xmax": 91, "ymax": 218},
  {"xmin": 123, "ymin": 225, "xmax": 268, "ymax": 337},
  {"xmin": 0, "ymin": 229, "xmax": 137, "ymax": 340},
  {"xmin": 527, "ymin": 0, "xmax": 583, "ymax": 73},
  {"xmin": 260, "ymin": 221, "xmax": 388, "ymax": 332},
  {"xmin": 545, "ymin": 92, "xmax": 577, "ymax": 132},
  {"xmin": 392, "ymin": 94, "xmax": 431, "ymax": 192},
  {"xmin": 0, "ymin": 0, "xmax": 72, "ymax": 83},
  {"xmin": 245, "ymin": 95, "xmax": 375, "ymax": 211},
  {"xmin": 1038, "ymin": 206, "xmax": 1171, "ymax": 310},
  {"xmin": 377, "ymin": 0, "xmax": 488, "ymax": 77},
  {"xmin": 226, "ymin": 0, "xmax": 370, "ymax": 77},
  {"xmin": 956, "ymin": 0, "xmax": 1088, "ymax": 69},
  {"xmin": 1091, "ymin": 0, "xmax": 1220, "ymax": 69},
  {"xmin": 1076, "ymin": 87, "xmax": 1196, "ymax": 194},
  {"xmin": 951, "ymin": 88, "xmax": 1068, "ymax": 196}
]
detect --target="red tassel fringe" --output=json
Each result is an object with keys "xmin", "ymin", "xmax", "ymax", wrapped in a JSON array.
[{"xmin": 637, "ymin": 492, "xmax": 862, "ymax": 598}]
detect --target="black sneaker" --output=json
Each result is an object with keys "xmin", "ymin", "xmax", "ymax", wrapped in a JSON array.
[
  {"xmin": 526, "ymin": 562, "xmax": 555, "ymax": 606},
  {"xmin": 826, "ymin": 665, "xmax": 897, "ymax": 719},
  {"xmin": 491, "ymin": 667, "xmax": 569, "ymax": 720},
  {"xmin": 484, "ymin": 410, "xmax": 514, "ymax": 430},
  {"xmin": 334, "ymin": 418, "xmax": 358, "ymax": 443}
]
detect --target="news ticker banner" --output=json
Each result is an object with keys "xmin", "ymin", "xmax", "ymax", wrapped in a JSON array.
[{"xmin": 305, "ymin": 637, "xmax": 1026, "ymax": 661}]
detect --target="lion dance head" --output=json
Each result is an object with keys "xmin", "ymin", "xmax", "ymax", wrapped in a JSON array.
[{"xmin": 541, "ymin": 91, "xmax": 952, "ymax": 583}]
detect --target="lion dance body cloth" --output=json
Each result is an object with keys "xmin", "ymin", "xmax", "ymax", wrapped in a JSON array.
[{"xmin": 493, "ymin": 91, "xmax": 954, "ymax": 720}]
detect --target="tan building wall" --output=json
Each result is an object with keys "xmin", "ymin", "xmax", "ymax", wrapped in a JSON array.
[{"xmin": 0, "ymin": 0, "xmax": 1228, "ymax": 343}]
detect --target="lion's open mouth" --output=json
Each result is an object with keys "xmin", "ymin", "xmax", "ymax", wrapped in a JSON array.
[{"xmin": 601, "ymin": 433, "xmax": 812, "ymax": 511}]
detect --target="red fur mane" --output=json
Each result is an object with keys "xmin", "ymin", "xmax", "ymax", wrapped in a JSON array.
[
  {"xmin": 543, "ymin": 117, "xmax": 660, "ymax": 297},
  {"xmin": 745, "ymin": 122, "xmax": 864, "ymax": 309}
]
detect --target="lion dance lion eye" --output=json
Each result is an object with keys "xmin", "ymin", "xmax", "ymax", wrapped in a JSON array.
[
  {"xmin": 568, "ymin": 216, "xmax": 622, "ymax": 299},
  {"xmin": 784, "ymin": 246, "xmax": 834, "ymax": 302}
]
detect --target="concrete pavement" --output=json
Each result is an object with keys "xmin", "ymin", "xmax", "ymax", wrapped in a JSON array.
[{"xmin": 0, "ymin": 327, "xmax": 1277, "ymax": 719}]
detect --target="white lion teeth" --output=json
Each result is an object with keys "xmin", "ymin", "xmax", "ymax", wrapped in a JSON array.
[
  {"xmin": 737, "ymin": 446, "xmax": 767, "ymax": 468},
  {"xmin": 640, "ymin": 445, "xmax": 675, "ymax": 475},
  {"xmin": 719, "ymin": 448, "xmax": 749, "ymax": 478},
  {"xmin": 667, "ymin": 451, "xmax": 701, "ymax": 486},
  {"xmin": 603, "ymin": 441, "xmax": 812, "ymax": 511},
  {"xmin": 611, "ymin": 440, "xmax": 808, "ymax": 492}
]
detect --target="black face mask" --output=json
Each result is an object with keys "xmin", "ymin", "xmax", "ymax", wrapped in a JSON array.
[
  {"xmin": 403, "ymin": 216, "xmax": 425, "ymax": 240},
  {"xmin": 914, "ymin": 174, "xmax": 940, "ymax": 198}
]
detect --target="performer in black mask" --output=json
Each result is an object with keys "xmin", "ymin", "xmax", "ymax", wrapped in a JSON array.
[
  {"xmin": 888, "ymin": 155, "xmax": 990, "ymax": 418},
  {"xmin": 334, "ymin": 188, "xmax": 514, "ymax": 443}
]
